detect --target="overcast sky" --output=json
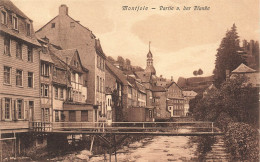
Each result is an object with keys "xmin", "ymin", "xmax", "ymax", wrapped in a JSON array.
[{"xmin": 12, "ymin": 0, "xmax": 259, "ymax": 80}]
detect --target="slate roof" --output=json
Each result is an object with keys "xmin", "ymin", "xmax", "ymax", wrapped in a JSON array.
[
  {"xmin": 183, "ymin": 91, "xmax": 198, "ymax": 97},
  {"xmin": 151, "ymin": 86, "xmax": 166, "ymax": 92},
  {"xmin": 135, "ymin": 71, "xmax": 151, "ymax": 83},
  {"xmin": 95, "ymin": 39, "xmax": 106, "ymax": 58},
  {"xmin": 106, "ymin": 61, "xmax": 128, "ymax": 85},
  {"xmin": 232, "ymin": 63, "xmax": 256, "ymax": 73},
  {"xmin": 0, "ymin": 0, "xmax": 29, "ymax": 19},
  {"xmin": 54, "ymin": 49, "xmax": 77, "ymax": 64},
  {"xmin": 0, "ymin": 0, "xmax": 40, "ymax": 46},
  {"xmin": 165, "ymin": 81, "xmax": 182, "ymax": 90}
]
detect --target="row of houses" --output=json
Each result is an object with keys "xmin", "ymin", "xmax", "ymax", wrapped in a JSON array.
[{"xmin": 0, "ymin": 1, "xmax": 198, "ymax": 136}]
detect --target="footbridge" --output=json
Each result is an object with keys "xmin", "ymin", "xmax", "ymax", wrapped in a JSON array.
[{"xmin": 30, "ymin": 121, "xmax": 223, "ymax": 136}]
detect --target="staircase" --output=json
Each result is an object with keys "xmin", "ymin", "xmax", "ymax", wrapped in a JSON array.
[{"xmin": 205, "ymin": 136, "xmax": 230, "ymax": 162}]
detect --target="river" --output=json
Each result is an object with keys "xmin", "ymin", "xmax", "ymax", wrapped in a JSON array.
[{"xmin": 89, "ymin": 136, "xmax": 197, "ymax": 162}]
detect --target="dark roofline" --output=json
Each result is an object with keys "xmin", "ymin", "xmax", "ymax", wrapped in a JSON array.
[{"xmin": 166, "ymin": 81, "xmax": 183, "ymax": 90}]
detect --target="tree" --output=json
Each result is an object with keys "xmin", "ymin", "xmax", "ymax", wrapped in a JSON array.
[
  {"xmin": 213, "ymin": 24, "xmax": 246, "ymax": 88},
  {"xmin": 117, "ymin": 56, "xmax": 125, "ymax": 70},
  {"xmin": 193, "ymin": 70, "xmax": 198, "ymax": 76},
  {"xmin": 107, "ymin": 56, "xmax": 115, "ymax": 64},
  {"xmin": 192, "ymin": 75, "xmax": 258, "ymax": 127},
  {"xmin": 198, "ymin": 68, "xmax": 203, "ymax": 75}
]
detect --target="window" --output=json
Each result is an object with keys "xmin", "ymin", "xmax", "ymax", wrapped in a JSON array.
[
  {"xmin": 55, "ymin": 87, "xmax": 58, "ymax": 99},
  {"xmin": 12, "ymin": 15, "xmax": 18, "ymax": 30},
  {"xmin": 16, "ymin": 69, "xmax": 23, "ymax": 86},
  {"xmin": 51, "ymin": 23, "xmax": 55, "ymax": 28},
  {"xmin": 16, "ymin": 42, "xmax": 22, "ymax": 59},
  {"xmin": 41, "ymin": 84, "xmax": 44, "ymax": 96},
  {"xmin": 55, "ymin": 111, "xmax": 59, "ymax": 122},
  {"xmin": 26, "ymin": 23, "xmax": 31, "ymax": 36},
  {"xmin": 5, "ymin": 98, "xmax": 11, "ymax": 120},
  {"xmin": 28, "ymin": 46, "xmax": 33, "ymax": 62},
  {"xmin": 4, "ymin": 36, "xmax": 10, "ymax": 55},
  {"xmin": 60, "ymin": 88, "xmax": 64, "ymax": 99},
  {"xmin": 41, "ymin": 63, "xmax": 49, "ymax": 77},
  {"xmin": 28, "ymin": 72, "xmax": 33, "ymax": 88},
  {"xmin": 4, "ymin": 66, "xmax": 11, "ymax": 84},
  {"xmin": 1, "ymin": 10, "xmax": 7, "ymax": 24},
  {"xmin": 81, "ymin": 110, "xmax": 88, "ymax": 122},
  {"xmin": 100, "ymin": 77, "xmax": 102, "ymax": 93},
  {"xmin": 97, "ymin": 56, "xmax": 100, "ymax": 68},
  {"xmin": 44, "ymin": 85, "xmax": 49, "ymax": 97},
  {"xmin": 97, "ymin": 76, "xmax": 99, "ymax": 92},
  {"xmin": 17, "ymin": 99, "xmax": 23, "ymax": 119},
  {"xmin": 70, "ymin": 22, "xmax": 75, "ymax": 28},
  {"xmin": 53, "ymin": 67, "xmax": 57, "ymax": 77},
  {"xmin": 41, "ymin": 108, "xmax": 50, "ymax": 122},
  {"xmin": 29, "ymin": 101, "xmax": 34, "ymax": 121}
]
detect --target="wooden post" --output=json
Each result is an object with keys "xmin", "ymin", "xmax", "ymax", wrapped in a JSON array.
[
  {"xmin": 114, "ymin": 135, "xmax": 117, "ymax": 162},
  {"xmin": 109, "ymin": 148, "xmax": 111, "ymax": 162},
  {"xmin": 90, "ymin": 136, "xmax": 95, "ymax": 152},
  {"xmin": 211, "ymin": 122, "xmax": 214, "ymax": 133},
  {"xmin": 0, "ymin": 131, "xmax": 2, "ymax": 162},
  {"xmin": 14, "ymin": 133, "xmax": 16, "ymax": 159}
]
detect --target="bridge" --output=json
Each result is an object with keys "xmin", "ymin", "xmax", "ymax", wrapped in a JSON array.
[
  {"xmin": 1, "ymin": 121, "xmax": 223, "ymax": 162},
  {"xmin": 29, "ymin": 121, "xmax": 223, "ymax": 136},
  {"xmin": 29, "ymin": 121, "xmax": 223, "ymax": 161}
]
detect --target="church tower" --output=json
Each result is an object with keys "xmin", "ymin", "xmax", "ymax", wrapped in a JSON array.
[{"xmin": 145, "ymin": 42, "xmax": 156, "ymax": 75}]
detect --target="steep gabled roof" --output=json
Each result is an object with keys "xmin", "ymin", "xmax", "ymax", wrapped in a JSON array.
[
  {"xmin": 232, "ymin": 63, "xmax": 256, "ymax": 73},
  {"xmin": 106, "ymin": 61, "xmax": 128, "ymax": 85},
  {"xmin": 95, "ymin": 39, "xmax": 106, "ymax": 58},
  {"xmin": 183, "ymin": 91, "xmax": 198, "ymax": 97},
  {"xmin": 166, "ymin": 81, "xmax": 182, "ymax": 90},
  {"xmin": 54, "ymin": 48, "xmax": 77, "ymax": 64}
]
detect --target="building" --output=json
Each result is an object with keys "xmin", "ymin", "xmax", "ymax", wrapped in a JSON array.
[
  {"xmin": 106, "ymin": 61, "xmax": 154, "ymax": 122},
  {"xmin": 241, "ymin": 40, "xmax": 259, "ymax": 70},
  {"xmin": 38, "ymin": 39, "xmax": 94, "ymax": 123},
  {"xmin": 182, "ymin": 91, "xmax": 197, "ymax": 116},
  {"xmin": 0, "ymin": 0, "xmax": 41, "ymax": 131},
  {"xmin": 166, "ymin": 82, "xmax": 185, "ymax": 117},
  {"xmin": 36, "ymin": 5, "xmax": 106, "ymax": 122},
  {"xmin": 230, "ymin": 63, "xmax": 260, "ymax": 88},
  {"xmin": 203, "ymin": 84, "xmax": 217, "ymax": 98},
  {"xmin": 105, "ymin": 61, "xmax": 125, "ymax": 122},
  {"xmin": 0, "ymin": 0, "xmax": 41, "ymax": 158}
]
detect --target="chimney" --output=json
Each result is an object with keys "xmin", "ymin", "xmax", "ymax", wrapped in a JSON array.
[
  {"xmin": 59, "ymin": 5, "xmax": 68, "ymax": 16},
  {"xmin": 171, "ymin": 76, "xmax": 173, "ymax": 81}
]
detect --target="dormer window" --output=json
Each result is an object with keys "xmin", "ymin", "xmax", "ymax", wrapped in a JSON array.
[
  {"xmin": 26, "ymin": 23, "xmax": 31, "ymax": 36},
  {"xmin": 1, "ymin": 10, "xmax": 7, "ymax": 24},
  {"xmin": 12, "ymin": 15, "xmax": 18, "ymax": 30}
]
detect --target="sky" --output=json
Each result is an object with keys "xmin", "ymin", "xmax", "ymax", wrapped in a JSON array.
[{"xmin": 12, "ymin": 0, "xmax": 259, "ymax": 81}]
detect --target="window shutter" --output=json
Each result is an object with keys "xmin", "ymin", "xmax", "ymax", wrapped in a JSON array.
[
  {"xmin": 24, "ymin": 101, "xmax": 28, "ymax": 120},
  {"xmin": 2, "ymin": 98, "xmax": 5, "ymax": 120},
  {"xmin": 0, "ymin": 98, "xmax": 2, "ymax": 121},
  {"xmin": 12, "ymin": 100, "xmax": 16, "ymax": 120}
]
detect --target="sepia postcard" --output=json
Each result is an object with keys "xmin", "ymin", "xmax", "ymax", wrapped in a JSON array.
[{"xmin": 0, "ymin": 0, "xmax": 259, "ymax": 161}]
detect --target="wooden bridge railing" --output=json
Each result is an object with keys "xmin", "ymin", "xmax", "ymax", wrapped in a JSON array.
[{"xmin": 29, "ymin": 121, "xmax": 218, "ymax": 134}]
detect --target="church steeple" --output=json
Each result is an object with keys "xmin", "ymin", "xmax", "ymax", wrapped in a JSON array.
[{"xmin": 145, "ymin": 41, "xmax": 156, "ymax": 75}]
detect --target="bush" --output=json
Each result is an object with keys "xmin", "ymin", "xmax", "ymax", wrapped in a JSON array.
[
  {"xmin": 225, "ymin": 122, "xmax": 259, "ymax": 161},
  {"xmin": 215, "ymin": 112, "xmax": 235, "ymax": 131}
]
